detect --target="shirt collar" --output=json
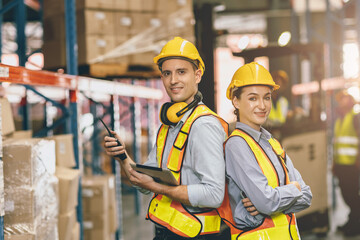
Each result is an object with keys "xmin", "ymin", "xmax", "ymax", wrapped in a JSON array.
[
  {"xmin": 235, "ymin": 122, "xmax": 272, "ymax": 142},
  {"xmin": 170, "ymin": 101, "xmax": 203, "ymax": 128}
]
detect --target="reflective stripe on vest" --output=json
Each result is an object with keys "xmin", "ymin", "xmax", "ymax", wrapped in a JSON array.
[
  {"xmin": 224, "ymin": 129, "xmax": 299, "ymax": 240},
  {"xmin": 334, "ymin": 110, "xmax": 359, "ymax": 165},
  {"xmin": 148, "ymin": 104, "xmax": 229, "ymax": 238}
]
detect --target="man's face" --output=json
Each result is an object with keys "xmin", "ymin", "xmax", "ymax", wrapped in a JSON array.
[
  {"xmin": 338, "ymin": 94, "xmax": 354, "ymax": 115},
  {"xmin": 161, "ymin": 59, "xmax": 201, "ymax": 104}
]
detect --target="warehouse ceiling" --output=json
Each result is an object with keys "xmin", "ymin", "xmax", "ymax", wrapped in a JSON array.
[
  {"xmin": 1, "ymin": 0, "xmax": 348, "ymax": 60},
  {"xmin": 205, "ymin": 0, "xmax": 344, "ymax": 34}
]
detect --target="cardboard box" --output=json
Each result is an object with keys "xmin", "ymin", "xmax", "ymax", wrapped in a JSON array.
[
  {"xmin": 89, "ymin": 63, "xmax": 128, "ymax": 78},
  {"xmin": 43, "ymin": 11, "xmax": 117, "ymax": 68},
  {"xmin": 129, "ymin": 12, "xmax": 153, "ymax": 36},
  {"xmin": 55, "ymin": 167, "xmax": 80, "ymax": 214},
  {"xmin": 156, "ymin": 0, "xmax": 191, "ymax": 13},
  {"xmin": 113, "ymin": 0, "xmax": 128, "ymax": 10},
  {"xmin": 47, "ymin": 134, "xmax": 76, "ymax": 168},
  {"xmin": 114, "ymin": 12, "xmax": 131, "ymax": 39},
  {"xmin": 142, "ymin": 0, "xmax": 156, "ymax": 12},
  {"xmin": 282, "ymin": 130, "xmax": 328, "ymax": 217},
  {"xmin": 82, "ymin": 176, "xmax": 109, "ymax": 214},
  {"xmin": 42, "ymin": 0, "xmax": 195, "ymax": 70},
  {"xmin": 4, "ymin": 188, "xmax": 38, "ymax": 231},
  {"xmin": 7, "ymin": 130, "xmax": 33, "ymax": 139},
  {"xmin": 78, "ymin": 34, "xmax": 117, "ymax": 65},
  {"xmin": 83, "ymin": 213, "xmax": 109, "ymax": 240},
  {"xmin": 3, "ymin": 134, "xmax": 58, "ymax": 239},
  {"xmin": 4, "ymin": 176, "xmax": 58, "ymax": 235},
  {"xmin": 129, "ymin": 0, "xmax": 142, "ymax": 11},
  {"xmin": 5, "ymin": 220, "xmax": 58, "ymax": 240},
  {"xmin": 0, "ymin": 97, "xmax": 15, "ymax": 136},
  {"xmin": 3, "ymin": 138, "xmax": 56, "ymax": 188},
  {"xmin": 43, "ymin": 0, "xmax": 114, "ymax": 17},
  {"xmin": 93, "ymin": 175, "xmax": 118, "ymax": 233},
  {"xmin": 129, "ymin": 52, "xmax": 156, "ymax": 66},
  {"xmin": 0, "ymin": 160, "xmax": 4, "ymax": 217},
  {"xmin": 77, "ymin": 10, "xmax": 115, "ymax": 36},
  {"xmin": 37, "ymin": 220, "xmax": 59, "ymax": 240},
  {"xmin": 5, "ymin": 234, "xmax": 35, "ymax": 240},
  {"xmin": 58, "ymin": 209, "xmax": 77, "ymax": 240},
  {"xmin": 71, "ymin": 222, "xmax": 80, "ymax": 240}
]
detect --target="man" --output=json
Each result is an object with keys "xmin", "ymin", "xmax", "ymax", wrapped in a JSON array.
[
  {"xmin": 267, "ymin": 70, "xmax": 290, "ymax": 127},
  {"xmin": 104, "ymin": 37, "xmax": 230, "ymax": 239},
  {"xmin": 333, "ymin": 90, "xmax": 360, "ymax": 236}
]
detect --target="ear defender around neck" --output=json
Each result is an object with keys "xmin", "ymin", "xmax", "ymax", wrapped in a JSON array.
[{"xmin": 160, "ymin": 91, "xmax": 203, "ymax": 126}]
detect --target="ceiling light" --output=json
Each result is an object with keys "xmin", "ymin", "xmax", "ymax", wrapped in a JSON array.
[
  {"xmin": 278, "ymin": 31, "xmax": 291, "ymax": 47},
  {"xmin": 237, "ymin": 36, "xmax": 250, "ymax": 50},
  {"xmin": 214, "ymin": 4, "xmax": 226, "ymax": 12}
]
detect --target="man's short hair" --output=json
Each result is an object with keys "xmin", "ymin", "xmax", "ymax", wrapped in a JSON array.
[{"xmin": 158, "ymin": 56, "xmax": 199, "ymax": 72}]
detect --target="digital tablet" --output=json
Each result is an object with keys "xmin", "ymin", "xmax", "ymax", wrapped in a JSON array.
[{"xmin": 130, "ymin": 163, "xmax": 179, "ymax": 186}]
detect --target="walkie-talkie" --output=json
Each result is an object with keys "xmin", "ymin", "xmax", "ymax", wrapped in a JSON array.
[{"xmin": 98, "ymin": 118, "xmax": 127, "ymax": 161}]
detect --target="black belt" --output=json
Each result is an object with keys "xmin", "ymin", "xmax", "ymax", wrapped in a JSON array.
[{"xmin": 153, "ymin": 224, "xmax": 231, "ymax": 240}]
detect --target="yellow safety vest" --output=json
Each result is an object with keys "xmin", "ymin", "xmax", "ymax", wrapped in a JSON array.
[
  {"xmin": 220, "ymin": 129, "xmax": 300, "ymax": 240},
  {"xmin": 268, "ymin": 97, "xmax": 288, "ymax": 125},
  {"xmin": 147, "ymin": 105, "xmax": 230, "ymax": 238},
  {"xmin": 334, "ymin": 110, "xmax": 359, "ymax": 165}
]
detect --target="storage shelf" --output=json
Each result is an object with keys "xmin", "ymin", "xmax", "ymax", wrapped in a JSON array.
[{"xmin": 0, "ymin": 63, "xmax": 163, "ymax": 100}]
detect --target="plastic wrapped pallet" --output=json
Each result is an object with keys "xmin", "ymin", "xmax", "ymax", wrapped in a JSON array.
[{"xmin": 3, "ymin": 138, "xmax": 59, "ymax": 240}]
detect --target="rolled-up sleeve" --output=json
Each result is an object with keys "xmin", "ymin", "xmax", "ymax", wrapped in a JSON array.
[{"xmin": 186, "ymin": 117, "xmax": 227, "ymax": 208}]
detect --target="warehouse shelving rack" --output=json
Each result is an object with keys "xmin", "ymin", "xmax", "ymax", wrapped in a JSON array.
[
  {"xmin": 0, "ymin": 0, "xmax": 164, "ymax": 239},
  {"xmin": 0, "ymin": 63, "xmax": 163, "ymax": 240}
]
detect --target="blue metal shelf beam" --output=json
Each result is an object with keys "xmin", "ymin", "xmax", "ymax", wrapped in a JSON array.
[
  {"xmin": 16, "ymin": 0, "xmax": 26, "ymax": 67},
  {"xmin": 110, "ymin": 94, "xmax": 123, "ymax": 240}
]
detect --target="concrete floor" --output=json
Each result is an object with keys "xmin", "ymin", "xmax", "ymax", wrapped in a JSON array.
[{"xmin": 120, "ymin": 185, "xmax": 360, "ymax": 240}]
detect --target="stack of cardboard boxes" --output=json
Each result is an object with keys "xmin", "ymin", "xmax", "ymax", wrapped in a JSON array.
[
  {"xmin": 3, "ymin": 138, "xmax": 58, "ymax": 240},
  {"xmin": 51, "ymin": 134, "xmax": 81, "ymax": 240},
  {"xmin": 42, "ymin": 0, "xmax": 195, "ymax": 77},
  {"xmin": 1, "ymin": 97, "xmax": 81, "ymax": 240}
]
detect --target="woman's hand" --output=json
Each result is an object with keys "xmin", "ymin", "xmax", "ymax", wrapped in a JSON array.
[
  {"xmin": 290, "ymin": 181, "xmax": 301, "ymax": 191},
  {"xmin": 242, "ymin": 198, "xmax": 259, "ymax": 216}
]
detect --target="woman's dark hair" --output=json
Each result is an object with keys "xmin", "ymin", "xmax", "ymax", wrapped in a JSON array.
[{"xmin": 232, "ymin": 87, "xmax": 243, "ymax": 122}]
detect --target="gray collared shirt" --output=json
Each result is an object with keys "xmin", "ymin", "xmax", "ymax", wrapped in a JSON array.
[
  {"xmin": 225, "ymin": 122, "xmax": 312, "ymax": 229},
  {"xmin": 144, "ymin": 103, "xmax": 227, "ymax": 211}
]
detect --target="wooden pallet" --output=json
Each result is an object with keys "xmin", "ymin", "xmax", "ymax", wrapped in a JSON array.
[{"xmin": 87, "ymin": 63, "xmax": 161, "ymax": 79}]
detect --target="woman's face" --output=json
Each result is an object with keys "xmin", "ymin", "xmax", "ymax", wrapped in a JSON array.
[{"xmin": 233, "ymin": 85, "xmax": 272, "ymax": 131}]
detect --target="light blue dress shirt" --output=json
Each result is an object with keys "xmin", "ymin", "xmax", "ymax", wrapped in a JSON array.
[
  {"xmin": 143, "ymin": 103, "xmax": 228, "ymax": 212},
  {"xmin": 225, "ymin": 122, "xmax": 312, "ymax": 229}
]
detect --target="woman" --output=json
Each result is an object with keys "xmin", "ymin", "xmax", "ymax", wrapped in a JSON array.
[{"xmin": 223, "ymin": 62, "xmax": 312, "ymax": 239}]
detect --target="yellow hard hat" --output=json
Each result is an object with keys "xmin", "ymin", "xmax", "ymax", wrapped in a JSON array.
[
  {"xmin": 335, "ymin": 89, "xmax": 354, "ymax": 102},
  {"xmin": 271, "ymin": 70, "xmax": 289, "ymax": 84},
  {"xmin": 226, "ymin": 62, "xmax": 280, "ymax": 100},
  {"xmin": 153, "ymin": 37, "xmax": 205, "ymax": 75}
]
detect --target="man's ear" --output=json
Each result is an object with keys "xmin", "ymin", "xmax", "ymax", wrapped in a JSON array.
[{"xmin": 195, "ymin": 69, "xmax": 202, "ymax": 84}]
